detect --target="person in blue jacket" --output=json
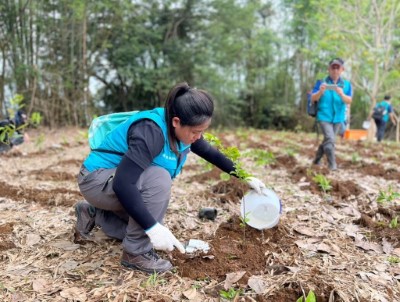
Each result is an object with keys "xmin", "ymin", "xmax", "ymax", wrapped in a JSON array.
[
  {"xmin": 310, "ymin": 58, "xmax": 353, "ymax": 170},
  {"xmin": 370, "ymin": 95, "xmax": 396, "ymax": 142},
  {"xmin": 75, "ymin": 82, "xmax": 266, "ymax": 273}
]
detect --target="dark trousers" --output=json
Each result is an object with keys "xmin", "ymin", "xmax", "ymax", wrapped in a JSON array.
[{"xmin": 374, "ymin": 119, "xmax": 387, "ymax": 142}]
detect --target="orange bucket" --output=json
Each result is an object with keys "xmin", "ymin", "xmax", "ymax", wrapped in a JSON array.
[{"xmin": 344, "ymin": 129, "xmax": 368, "ymax": 140}]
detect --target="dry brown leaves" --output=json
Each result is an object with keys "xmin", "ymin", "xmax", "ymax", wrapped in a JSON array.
[{"xmin": 0, "ymin": 127, "xmax": 399, "ymax": 301}]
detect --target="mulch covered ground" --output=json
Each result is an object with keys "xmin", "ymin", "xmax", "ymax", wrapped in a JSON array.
[{"xmin": 0, "ymin": 127, "xmax": 399, "ymax": 301}]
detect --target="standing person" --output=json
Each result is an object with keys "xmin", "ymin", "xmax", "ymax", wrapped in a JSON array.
[
  {"xmin": 310, "ymin": 58, "xmax": 353, "ymax": 170},
  {"xmin": 75, "ymin": 82, "xmax": 266, "ymax": 273},
  {"xmin": 370, "ymin": 95, "xmax": 396, "ymax": 142}
]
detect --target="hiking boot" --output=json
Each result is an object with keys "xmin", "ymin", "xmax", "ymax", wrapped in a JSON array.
[
  {"xmin": 74, "ymin": 201, "xmax": 96, "ymax": 241},
  {"xmin": 312, "ymin": 159, "xmax": 322, "ymax": 166},
  {"xmin": 329, "ymin": 164, "xmax": 338, "ymax": 171},
  {"xmin": 121, "ymin": 249, "xmax": 173, "ymax": 273},
  {"xmin": 325, "ymin": 148, "xmax": 337, "ymax": 171},
  {"xmin": 312, "ymin": 145, "xmax": 324, "ymax": 165}
]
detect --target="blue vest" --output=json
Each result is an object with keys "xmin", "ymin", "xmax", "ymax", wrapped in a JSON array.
[
  {"xmin": 316, "ymin": 77, "xmax": 352, "ymax": 123},
  {"xmin": 83, "ymin": 108, "xmax": 191, "ymax": 179}
]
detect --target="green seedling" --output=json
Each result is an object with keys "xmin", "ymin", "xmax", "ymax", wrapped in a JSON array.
[
  {"xmin": 297, "ymin": 290, "xmax": 316, "ymax": 302},
  {"xmin": 34, "ymin": 133, "xmax": 45, "ymax": 149},
  {"xmin": 0, "ymin": 124, "xmax": 16, "ymax": 145},
  {"xmin": 203, "ymin": 132, "xmax": 224, "ymax": 150},
  {"xmin": 247, "ymin": 149, "xmax": 275, "ymax": 166},
  {"xmin": 351, "ymin": 152, "xmax": 361, "ymax": 163},
  {"xmin": 376, "ymin": 221, "xmax": 386, "ymax": 227},
  {"xmin": 30, "ymin": 112, "xmax": 42, "ymax": 126},
  {"xmin": 204, "ymin": 133, "xmax": 252, "ymax": 180},
  {"xmin": 198, "ymin": 158, "xmax": 213, "ymax": 172},
  {"xmin": 142, "ymin": 271, "xmax": 166, "ymax": 287},
  {"xmin": 192, "ymin": 282, "xmax": 202, "ymax": 289},
  {"xmin": 239, "ymin": 212, "xmax": 250, "ymax": 228},
  {"xmin": 239, "ymin": 200, "xmax": 251, "ymax": 242},
  {"xmin": 219, "ymin": 288, "xmax": 243, "ymax": 300},
  {"xmin": 377, "ymin": 185, "xmax": 400, "ymax": 204},
  {"xmin": 306, "ymin": 168, "xmax": 314, "ymax": 178},
  {"xmin": 61, "ymin": 136, "xmax": 69, "ymax": 146},
  {"xmin": 285, "ymin": 148, "xmax": 297, "ymax": 157},
  {"xmin": 389, "ymin": 216, "xmax": 398, "ymax": 229},
  {"xmin": 220, "ymin": 172, "xmax": 231, "ymax": 181},
  {"xmin": 312, "ymin": 173, "xmax": 332, "ymax": 193},
  {"xmin": 75, "ymin": 130, "xmax": 88, "ymax": 144},
  {"xmin": 387, "ymin": 256, "xmax": 400, "ymax": 264}
]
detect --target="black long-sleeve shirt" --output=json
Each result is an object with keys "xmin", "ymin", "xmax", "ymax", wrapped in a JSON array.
[{"xmin": 112, "ymin": 119, "xmax": 235, "ymax": 230}]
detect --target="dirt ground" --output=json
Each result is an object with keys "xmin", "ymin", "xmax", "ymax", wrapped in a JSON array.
[{"xmin": 0, "ymin": 127, "xmax": 399, "ymax": 302}]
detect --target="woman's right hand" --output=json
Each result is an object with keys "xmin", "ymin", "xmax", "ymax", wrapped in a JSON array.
[{"xmin": 145, "ymin": 223, "xmax": 185, "ymax": 253}]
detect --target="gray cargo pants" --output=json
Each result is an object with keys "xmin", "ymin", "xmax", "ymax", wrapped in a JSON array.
[
  {"xmin": 77, "ymin": 165, "xmax": 172, "ymax": 255},
  {"xmin": 314, "ymin": 122, "xmax": 341, "ymax": 169}
]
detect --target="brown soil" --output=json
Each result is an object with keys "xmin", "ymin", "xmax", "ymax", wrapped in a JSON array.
[
  {"xmin": 288, "ymin": 166, "xmax": 362, "ymax": 200},
  {"xmin": 356, "ymin": 208, "xmax": 400, "ymax": 248},
  {"xmin": 271, "ymin": 154, "xmax": 298, "ymax": 169},
  {"xmin": 172, "ymin": 216, "xmax": 332, "ymax": 301},
  {"xmin": 0, "ymin": 180, "xmax": 81, "ymax": 206},
  {"xmin": 0, "ymin": 222, "xmax": 16, "ymax": 251}
]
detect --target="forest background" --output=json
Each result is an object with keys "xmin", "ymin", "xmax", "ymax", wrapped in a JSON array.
[{"xmin": 1, "ymin": 0, "xmax": 399, "ymax": 136}]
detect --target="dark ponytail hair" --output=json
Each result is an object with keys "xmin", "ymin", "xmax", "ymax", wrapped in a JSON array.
[{"xmin": 164, "ymin": 82, "xmax": 214, "ymax": 152}]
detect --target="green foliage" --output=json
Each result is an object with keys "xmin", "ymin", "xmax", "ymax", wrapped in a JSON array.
[
  {"xmin": 246, "ymin": 149, "xmax": 276, "ymax": 166},
  {"xmin": 197, "ymin": 158, "xmax": 213, "ymax": 173},
  {"xmin": 219, "ymin": 288, "xmax": 242, "ymax": 300},
  {"xmin": 377, "ymin": 185, "xmax": 400, "ymax": 204},
  {"xmin": 312, "ymin": 174, "xmax": 332, "ymax": 193},
  {"xmin": 389, "ymin": 217, "xmax": 398, "ymax": 229},
  {"xmin": 203, "ymin": 133, "xmax": 223, "ymax": 149},
  {"xmin": 387, "ymin": 256, "xmax": 400, "ymax": 264},
  {"xmin": 285, "ymin": 148, "xmax": 297, "ymax": 157},
  {"xmin": 8, "ymin": 94, "xmax": 25, "ymax": 118},
  {"xmin": 311, "ymin": 0, "xmax": 400, "ymax": 124},
  {"xmin": 0, "ymin": 124, "xmax": 16, "ymax": 145},
  {"xmin": 239, "ymin": 212, "xmax": 250, "ymax": 228},
  {"xmin": 220, "ymin": 172, "xmax": 231, "ymax": 181},
  {"xmin": 1, "ymin": 0, "xmax": 399, "ymax": 134},
  {"xmin": 142, "ymin": 271, "xmax": 166, "ymax": 287},
  {"xmin": 75, "ymin": 130, "xmax": 88, "ymax": 144},
  {"xmin": 297, "ymin": 290, "xmax": 316, "ymax": 302},
  {"xmin": 351, "ymin": 152, "xmax": 361, "ymax": 163},
  {"xmin": 30, "ymin": 112, "xmax": 42, "ymax": 126},
  {"xmin": 203, "ymin": 133, "xmax": 252, "ymax": 180},
  {"xmin": 34, "ymin": 133, "xmax": 45, "ymax": 149}
]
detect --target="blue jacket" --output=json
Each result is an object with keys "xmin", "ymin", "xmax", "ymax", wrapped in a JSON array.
[
  {"xmin": 83, "ymin": 108, "xmax": 190, "ymax": 179},
  {"xmin": 312, "ymin": 77, "xmax": 353, "ymax": 123}
]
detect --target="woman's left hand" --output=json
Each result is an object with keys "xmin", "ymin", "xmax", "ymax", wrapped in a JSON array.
[{"xmin": 245, "ymin": 177, "xmax": 266, "ymax": 194}]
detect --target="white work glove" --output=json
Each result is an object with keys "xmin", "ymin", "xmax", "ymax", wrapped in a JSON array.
[
  {"xmin": 145, "ymin": 223, "xmax": 185, "ymax": 254},
  {"xmin": 246, "ymin": 176, "xmax": 266, "ymax": 194}
]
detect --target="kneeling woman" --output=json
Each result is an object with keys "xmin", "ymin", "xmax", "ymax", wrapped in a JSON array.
[{"xmin": 75, "ymin": 82, "xmax": 266, "ymax": 273}]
